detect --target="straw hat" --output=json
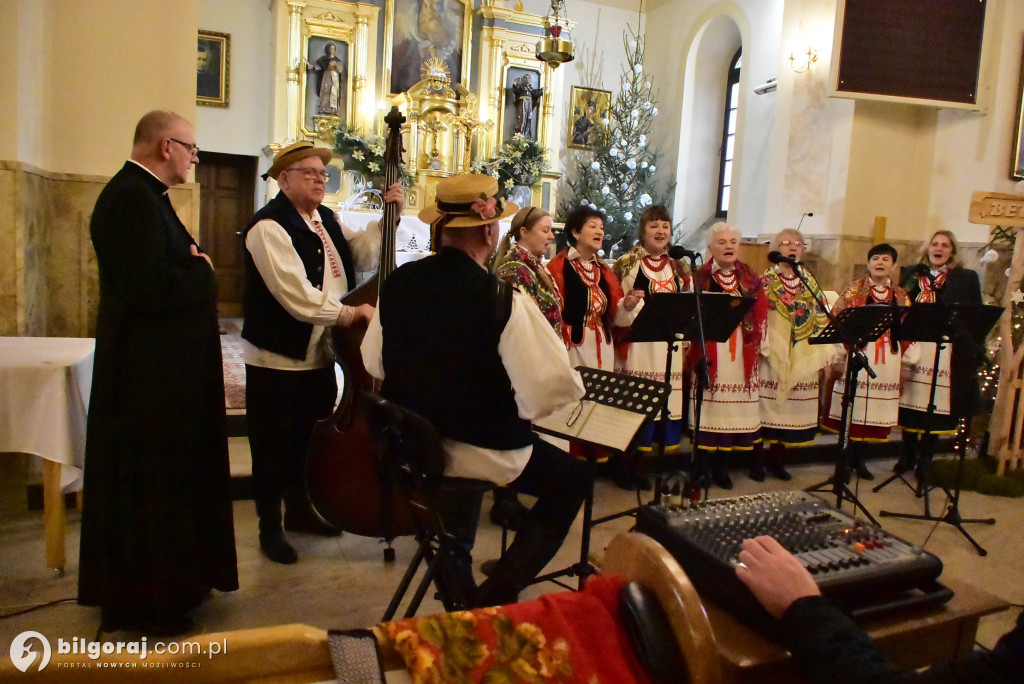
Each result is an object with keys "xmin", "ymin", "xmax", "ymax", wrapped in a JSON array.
[
  {"xmin": 262, "ymin": 141, "xmax": 333, "ymax": 180},
  {"xmin": 418, "ymin": 174, "xmax": 519, "ymax": 227}
]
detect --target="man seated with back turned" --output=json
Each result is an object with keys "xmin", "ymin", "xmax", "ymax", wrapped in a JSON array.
[
  {"xmin": 242, "ymin": 141, "xmax": 404, "ymax": 564},
  {"xmin": 361, "ymin": 173, "xmax": 590, "ymax": 608},
  {"xmin": 736, "ymin": 535, "xmax": 1023, "ymax": 683}
]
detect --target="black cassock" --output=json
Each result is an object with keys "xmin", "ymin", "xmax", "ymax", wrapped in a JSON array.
[{"xmin": 78, "ymin": 162, "xmax": 238, "ymax": 619}]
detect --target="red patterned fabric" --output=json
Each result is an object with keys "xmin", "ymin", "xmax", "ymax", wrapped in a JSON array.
[
  {"xmin": 378, "ymin": 574, "xmax": 653, "ymax": 683},
  {"xmin": 687, "ymin": 260, "xmax": 769, "ymax": 388}
]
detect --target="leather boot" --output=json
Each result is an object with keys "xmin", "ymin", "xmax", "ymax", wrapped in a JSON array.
[
  {"xmin": 711, "ymin": 453, "xmax": 733, "ymax": 490},
  {"xmin": 767, "ymin": 442, "xmax": 791, "ymax": 481},
  {"xmin": 474, "ymin": 524, "xmax": 564, "ymax": 607},
  {"xmin": 257, "ymin": 498, "xmax": 298, "ymax": 564},
  {"xmin": 748, "ymin": 443, "xmax": 766, "ymax": 482}
]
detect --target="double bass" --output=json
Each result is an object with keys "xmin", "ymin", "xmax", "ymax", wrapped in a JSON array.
[{"xmin": 305, "ymin": 107, "xmax": 415, "ymax": 555}]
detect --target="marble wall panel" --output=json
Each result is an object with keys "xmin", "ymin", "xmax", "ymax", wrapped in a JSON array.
[
  {"xmin": 0, "ymin": 162, "xmax": 198, "ymax": 339},
  {"xmin": 21, "ymin": 171, "xmax": 48, "ymax": 337},
  {"xmin": 0, "ymin": 167, "xmax": 18, "ymax": 336}
]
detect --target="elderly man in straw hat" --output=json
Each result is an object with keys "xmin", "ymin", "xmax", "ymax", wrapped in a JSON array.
[
  {"xmin": 361, "ymin": 173, "xmax": 590, "ymax": 608},
  {"xmin": 242, "ymin": 141, "xmax": 404, "ymax": 564}
]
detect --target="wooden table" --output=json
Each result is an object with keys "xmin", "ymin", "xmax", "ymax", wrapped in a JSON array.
[
  {"xmin": 705, "ymin": 577, "xmax": 1009, "ymax": 682},
  {"xmin": 0, "ymin": 336, "xmax": 95, "ymax": 574}
]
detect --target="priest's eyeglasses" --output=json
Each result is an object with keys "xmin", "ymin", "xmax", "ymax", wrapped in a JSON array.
[
  {"xmin": 779, "ymin": 239, "xmax": 804, "ymax": 247},
  {"xmin": 286, "ymin": 167, "xmax": 331, "ymax": 182},
  {"xmin": 169, "ymin": 138, "xmax": 200, "ymax": 156}
]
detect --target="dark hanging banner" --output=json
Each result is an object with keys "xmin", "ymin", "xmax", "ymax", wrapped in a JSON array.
[{"xmin": 834, "ymin": 0, "xmax": 987, "ymax": 106}]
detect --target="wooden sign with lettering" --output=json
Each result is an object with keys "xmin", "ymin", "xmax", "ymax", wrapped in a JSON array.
[{"xmin": 969, "ymin": 191, "xmax": 1024, "ymax": 227}]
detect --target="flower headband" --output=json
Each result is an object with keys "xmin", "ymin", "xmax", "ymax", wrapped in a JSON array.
[{"xmin": 437, "ymin": 193, "xmax": 505, "ymax": 222}]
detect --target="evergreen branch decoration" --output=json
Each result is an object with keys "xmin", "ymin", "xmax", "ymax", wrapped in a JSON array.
[
  {"xmin": 471, "ymin": 134, "xmax": 554, "ymax": 191},
  {"xmin": 334, "ymin": 126, "xmax": 415, "ymax": 190},
  {"xmin": 559, "ymin": 25, "xmax": 667, "ymax": 257}
]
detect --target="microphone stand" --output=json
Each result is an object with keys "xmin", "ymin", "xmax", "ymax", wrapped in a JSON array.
[
  {"xmin": 685, "ymin": 254, "xmax": 712, "ymax": 502},
  {"xmin": 781, "ymin": 258, "xmax": 881, "ymax": 524},
  {"xmin": 878, "ymin": 269, "xmax": 995, "ymax": 555}
]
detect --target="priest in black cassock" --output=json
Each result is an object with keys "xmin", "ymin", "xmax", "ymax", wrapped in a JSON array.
[{"xmin": 78, "ymin": 110, "xmax": 238, "ymax": 637}]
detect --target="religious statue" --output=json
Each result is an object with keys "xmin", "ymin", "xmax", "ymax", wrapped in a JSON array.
[
  {"xmin": 307, "ymin": 43, "xmax": 345, "ymax": 115},
  {"xmin": 510, "ymin": 74, "xmax": 544, "ymax": 139}
]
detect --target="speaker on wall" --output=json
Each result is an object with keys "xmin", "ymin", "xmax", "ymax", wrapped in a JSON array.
[{"xmin": 832, "ymin": 0, "xmax": 987, "ymax": 108}]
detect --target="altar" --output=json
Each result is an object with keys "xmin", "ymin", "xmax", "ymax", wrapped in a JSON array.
[{"xmin": 264, "ymin": 0, "xmax": 570, "ymax": 219}]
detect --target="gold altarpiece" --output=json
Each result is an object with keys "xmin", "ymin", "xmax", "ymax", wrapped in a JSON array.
[{"xmin": 267, "ymin": 0, "xmax": 570, "ymax": 214}]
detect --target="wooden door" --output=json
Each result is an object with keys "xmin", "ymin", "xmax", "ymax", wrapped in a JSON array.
[{"xmin": 196, "ymin": 152, "xmax": 257, "ymax": 317}]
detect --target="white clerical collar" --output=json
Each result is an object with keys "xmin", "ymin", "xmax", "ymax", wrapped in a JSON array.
[{"xmin": 128, "ymin": 159, "xmax": 167, "ymax": 191}]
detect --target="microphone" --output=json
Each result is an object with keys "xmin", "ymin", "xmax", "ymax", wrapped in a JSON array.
[
  {"xmin": 669, "ymin": 245, "xmax": 701, "ymax": 261},
  {"xmin": 915, "ymin": 263, "xmax": 935, "ymax": 279},
  {"xmin": 796, "ymin": 212, "xmax": 814, "ymax": 231},
  {"xmin": 768, "ymin": 250, "xmax": 802, "ymax": 267}
]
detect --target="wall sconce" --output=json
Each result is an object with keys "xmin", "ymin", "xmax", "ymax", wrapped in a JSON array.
[{"xmin": 788, "ymin": 47, "xmax": 818, "ymax": 73}]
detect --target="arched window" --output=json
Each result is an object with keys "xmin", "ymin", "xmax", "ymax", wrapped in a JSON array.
[{"xmin": 716, "ymin": 50, "xmax": 741, "ymax": 217}]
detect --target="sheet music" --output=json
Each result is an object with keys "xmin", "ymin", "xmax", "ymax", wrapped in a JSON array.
[{"xmin": 532, "ymin": 401, "xmax": 646, "ymax": 452}]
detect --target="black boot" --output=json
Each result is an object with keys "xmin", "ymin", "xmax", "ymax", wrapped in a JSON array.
[
  {"xmin": 711, "ymin": 453, "xmax": 733, "ymax": 490},
  {"xmin": 748, "ymin": 443, "xmax": 766, "ymax": 482},
  {"xmin": 894, "ymin": 431, "xmax": 918, "ymax": 473},
  {"xmin": 474, "ymin": 524, "xmax": 565, "ymax": 607},
  {"xmin": 257, "ymin": 498, "xmax": 298, "ymax": 564},
  {"xmin": 767, "ymin": 442, "xmax": 791, "ymax": 481}
]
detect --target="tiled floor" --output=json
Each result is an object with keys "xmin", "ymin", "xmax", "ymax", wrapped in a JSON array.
[{"xmin": 2, "ymin": 445, "xmax": 1022, "ymax": 663}]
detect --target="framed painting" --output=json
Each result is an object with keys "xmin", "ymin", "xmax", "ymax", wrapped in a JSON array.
[
  {"xmin": 502, "ymin": 66, "xmax": 544, "ymax": 142},
  {"xmin": 197, "ymin": 30, "xmax": 230, "ymax": 107},
  {"xmin": 384, "ymin": 0, "xmax": 472, "ymax": 95},
  {"xmin": 1013, "ymin": 37, "xmax": 1024, "ymax": 180},
  {"xmin": 303, "ymin": 35, "xmax": 351, "ymax": 133},
  {"xmin": 567, "ymin": 86, "xmax": 610, "ymax": 150}
]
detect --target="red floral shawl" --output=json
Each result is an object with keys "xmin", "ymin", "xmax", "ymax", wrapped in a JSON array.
[
  {"xmin": 686, "ymin": 260, "xmax": 769, "ymax": 387},
  {"xmin": 834, "ymin": 276, "xmax": 913, "ymax": 359},
  {"xmin": 548, "ymin": 249, "xmax": 623, "ymax": 351}
]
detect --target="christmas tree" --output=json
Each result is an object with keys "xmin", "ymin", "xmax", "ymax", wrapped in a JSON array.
[{"xmin": 559, "ymin": 25, "xmax": 665, "ymax": 257}]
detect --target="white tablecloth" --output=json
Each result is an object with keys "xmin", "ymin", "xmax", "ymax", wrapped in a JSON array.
[{"xmin": 0, "ymin": 337, "xmax": 95, "ymax": 492}]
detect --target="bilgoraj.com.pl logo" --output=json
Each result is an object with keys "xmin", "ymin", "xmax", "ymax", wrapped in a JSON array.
[
  {"xmin": 9, "ymin": 631, "xmax": 51, "ymax": 673},
  {"xmin": 8, "ymin": 631, "xmax": 226, "ymax": 672}
]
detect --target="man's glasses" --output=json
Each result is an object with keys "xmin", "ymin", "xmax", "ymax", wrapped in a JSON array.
[
  {"xmin": 169, "ymin": 138, "xmax": 200, "ymax": 156},
  {"xmin": 285, "ymin": 167, "xmax": 331, "ymax": 182},
  {"xmin": 779, "ymin": 239, "xmax": 804, "ymax": 247}
]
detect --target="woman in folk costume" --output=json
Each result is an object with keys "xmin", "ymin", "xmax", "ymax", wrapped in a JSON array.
[
  {"xmin": 493, "ymin": 206, "xmax": 563, "ymax": 337},
  {"xmin": 613, "ymin": 205, "xmax": 693, "ymax": 455},
  {"xmin": 754, "ymin": 229, "xmax": 835, "ymax": 482},
  {"xmin": 487, "ymin": 206, "xmax": 562, "ymax": 529},
  {"xmin": 548, "ymin": 205, "xmax": 645, "ymax": 370},
  {"xmin": 822, "ymin": 243, "xmax": 918, "ymax": 480},
  {"xmin": 687, "ymin": 222, "xmax": 769, "ymax": 490},
  {"xmin": 895, "ymin": 230, "xmax": 982, "ymax": 476},
  {"xmin": 548, "ymin": 205, "xmax": 645, "ymax": 465}
]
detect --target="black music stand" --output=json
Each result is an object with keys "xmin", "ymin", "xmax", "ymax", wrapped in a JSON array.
[
  {"xmin": 879, "ymin": 303, "xmax": 1002, "ymax": 556},
  {"xmin": 629, "ymin": 292, "xmax": 755, "ymax": 497},
  {"xmin": 532, "ymin": 367, "xmax": 669, "ymax": 589},
  {"xmin": 632, "ymin": 293, "xmax": 755, "ymax": 499},
  {"xmin": 808, "ymin": 304, "xmax": 905, "ymax": 525},
  {"xmin": 873, "ymin": 304, "xmax": 953, "ymax": 501}
]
